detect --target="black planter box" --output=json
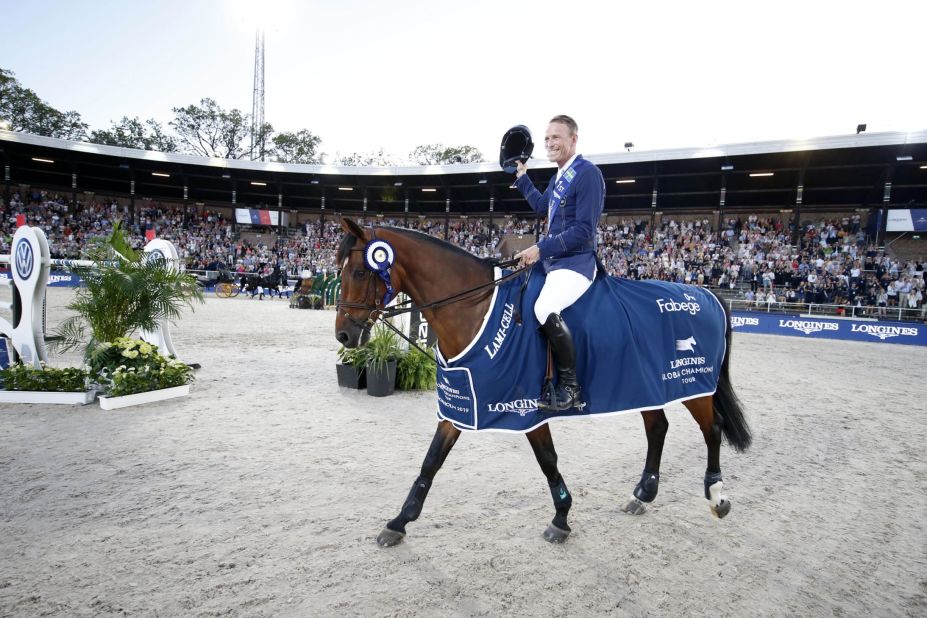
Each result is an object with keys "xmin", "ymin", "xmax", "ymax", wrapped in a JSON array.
[
  {"xmin": 336, "ymin": 363, "xmax": 366, "ymax": 389},
  {"xmin": 366, "ymin": 360, "xmax": 397, "ymax": 397}
]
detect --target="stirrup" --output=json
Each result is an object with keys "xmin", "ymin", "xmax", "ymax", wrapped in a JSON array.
[
  {"xmin": 537, "ymin": 380, "xmax": 557, "ymax": 411},
  {"xmin": 539, "ymin": 384, "xmax": 584, "ymax": 412}
]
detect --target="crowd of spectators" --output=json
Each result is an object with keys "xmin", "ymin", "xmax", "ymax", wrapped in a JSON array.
[{"xmin": 2, "ymin": 189, "xmax": 925, "ymax": 318}]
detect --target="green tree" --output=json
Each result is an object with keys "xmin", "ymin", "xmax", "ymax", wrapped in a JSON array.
[
  {"xmin": 89, "ymin": 116, "xmax": 178, "ymax": 152},
  {"xmin": 251, "ymin": 121, "xmax": 274, "ymax": 161},
  {"xmin": 271, "ymin": 129, "xmax": 323, "ymax": 164},
  {"xmin": 170, "ymin": 98, "xmax": 253, "ymax": 159},
  {"xmin": 410, "ymin": 143, "xmax": 484, "ymax": 165},
  {"xmin": 0, "ymin": 68, "xmax": 88, "ymax": 139}
]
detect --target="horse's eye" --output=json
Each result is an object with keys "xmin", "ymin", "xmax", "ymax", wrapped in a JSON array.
[{"xmin": 353, "ymin": 269, "xmax": 367, "ymax": 280}]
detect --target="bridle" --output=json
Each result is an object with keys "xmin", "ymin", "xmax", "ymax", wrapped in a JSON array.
[
  {"xmin": 336, "ymin": 239, "xmax": 528, "ymax": 359},
  {"xmin": 334, "ymin": 245, "xmax": 392, "ymax": 334}
]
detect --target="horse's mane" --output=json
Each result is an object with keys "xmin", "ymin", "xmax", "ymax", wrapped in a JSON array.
[{"xmin": 338, "ymin": 226, "xmax": 492, "ymax": 271}]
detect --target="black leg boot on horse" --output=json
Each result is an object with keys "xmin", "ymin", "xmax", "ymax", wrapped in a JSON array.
[
  {"xmin": 377, "ymin": 421, "xmax": 461, "ymax": 547},
  {"xmin": 538, "ymin": 313, "xmax": 584, "ymax": 412}
]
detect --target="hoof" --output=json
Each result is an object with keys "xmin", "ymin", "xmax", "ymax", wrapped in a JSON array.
[
  {"xmin": 622, "ymin": 495, "xmax": 647, "ymax": 516},
  {"xmin": 710, "ymin": 497, "xmax": 731, "ymax": 519},
  {"xmin": 542, "ymin": 523, "xmax": 571, "ymax": 544},
  {"xmin": 377, "ymin": 527, "xmax": 406, "ymax": 547}
]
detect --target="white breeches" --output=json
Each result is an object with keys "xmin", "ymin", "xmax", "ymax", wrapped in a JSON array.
[{"xmin": 534, "ymin": 269, "xmax": 594, "ymax": 324}]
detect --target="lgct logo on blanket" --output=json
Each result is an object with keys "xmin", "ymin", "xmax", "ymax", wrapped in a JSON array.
[
  {"xmin": 484, "ymin": 302, "xmax": 516, "ymax": 360},
  {"xmin": 487, "ymin": 398, "xmax": 538, "ymax": 416},
  {"xmin": 675, "ymin": 336, "xmax": 697, "ymax": 352},
  {"xmin": 655, "ymin": 293, "xmax": 701, "ymax": 316}
]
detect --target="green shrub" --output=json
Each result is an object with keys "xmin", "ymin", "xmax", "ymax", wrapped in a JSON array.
[
  {"xmin": 397, "ymin": 343, "xmax": 437, "ymax": 391},
  {"xmin": 104, "ymin": 359, "xmax": 192, "ymax": 397},
  {"xmin": 0, "ymin": 363, "xmax": 90, "ymax": 392}
]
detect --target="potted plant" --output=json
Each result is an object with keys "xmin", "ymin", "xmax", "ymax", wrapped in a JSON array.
[
  {"xmin": 0, "ymin": 362, "xmax": 96, "ymax": 405},
  {"xmin": 364, "ymin": 325, "xmax": 403, "ymax": 397},
  {"xmin": 336, "ymin": 345, "xmax": 368, "ymax": 389},
  {"xmin": 397, "ymin": 342, "xmax": 437, "ymax": 391},
  {"xmin": 48, "ymin": 221, "xmax": 203, "ymax": 396},
  {"xmin": 94, "ymin": 337, "xmax": 194, "ymax": 409}
]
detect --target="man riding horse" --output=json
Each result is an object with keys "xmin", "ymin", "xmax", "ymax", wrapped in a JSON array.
[{"xmin": 509, "ymin": 115, "xmax": 606, "ymax": 412}]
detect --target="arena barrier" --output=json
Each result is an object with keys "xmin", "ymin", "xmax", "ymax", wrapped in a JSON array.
[
  {"xmin": 730, "ymin": 310, "xmax": 927, "ymax": 346},
  {"xmin": 324, "ymin": 278, "xmax": 341, "ymax": 307},
  {"xmin": 0, "ymin": 225, "xmax": 184, "ymax": 368},
  {"xmin": 0, "ymin": 226, "xmax": 50, "ymax": 368},
  {"xmin": 0, "ymin": 271, "xmax": 83, "ymax": 287}
]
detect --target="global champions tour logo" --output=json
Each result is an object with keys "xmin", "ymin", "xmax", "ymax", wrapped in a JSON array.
[{"xmin": 15, "ymin": 239, "xmax": 34, "ymax": 281}]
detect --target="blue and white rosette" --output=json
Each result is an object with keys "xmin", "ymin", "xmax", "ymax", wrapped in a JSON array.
[{"xmin": 364, "ymin": 239, "xmax": 396, "ymax": 305}]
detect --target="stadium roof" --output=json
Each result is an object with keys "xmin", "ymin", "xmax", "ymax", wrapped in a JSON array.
[{"xmin": 1, "ymin": 128, "xmax": 925, "ymax": 216}]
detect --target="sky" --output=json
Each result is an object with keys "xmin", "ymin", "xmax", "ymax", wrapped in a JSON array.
[{"xmin": 2, "ymin": 0, "xmax": 926, "ymax": 164}]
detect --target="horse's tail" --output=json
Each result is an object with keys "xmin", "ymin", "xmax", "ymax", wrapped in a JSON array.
[{"xmin": 711, "ymin": 291, "xmax": 752, "ymax": 452}]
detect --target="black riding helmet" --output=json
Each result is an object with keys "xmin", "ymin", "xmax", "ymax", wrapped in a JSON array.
[{"xmin": 499, "ymin": 125, "xmax": 534, "ymax": 174}]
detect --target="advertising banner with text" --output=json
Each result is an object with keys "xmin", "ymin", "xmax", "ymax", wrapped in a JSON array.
[{"xmin": 730, "ymin": 311, "xmax": 927, "ymax": 346}]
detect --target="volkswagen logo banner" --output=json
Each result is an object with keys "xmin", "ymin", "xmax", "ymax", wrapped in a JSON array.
[{"xmin": 15, "ymin": 238, "xmax": 34, "ymax": 281}]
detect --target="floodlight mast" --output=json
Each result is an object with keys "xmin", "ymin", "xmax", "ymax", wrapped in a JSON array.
[{"xmin": 250, "ymin": 29, "xmax": 266, "ymax": 161}]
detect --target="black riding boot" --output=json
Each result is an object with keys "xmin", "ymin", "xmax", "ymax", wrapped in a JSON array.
[{"xmin": 538, "ymin": 314, "xmax": 584, "ymax": 411}]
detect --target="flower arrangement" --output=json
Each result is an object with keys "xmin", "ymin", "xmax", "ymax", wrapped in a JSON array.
[
  {"xmin": 92, "ymin": 337, "xmax": 193, "ymax": 397},
  {"xmin": 0, "ymin": 363, "xmax": 90, "ymax": 392}
]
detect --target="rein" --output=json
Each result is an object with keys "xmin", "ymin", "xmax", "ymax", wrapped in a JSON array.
[{"xmin": 337, "ymin": 252, "xmax": 527, "ymax": 361}]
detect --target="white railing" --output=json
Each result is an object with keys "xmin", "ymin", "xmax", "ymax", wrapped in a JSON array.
[{"xmin": 727, "ymin": 299, "xmax": 925, "ymax": 323}]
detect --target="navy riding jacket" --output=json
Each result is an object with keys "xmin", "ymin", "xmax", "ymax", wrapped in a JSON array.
[{"xmin": 515, "ymin": 155, "xmax": 605, "ymax": 280}]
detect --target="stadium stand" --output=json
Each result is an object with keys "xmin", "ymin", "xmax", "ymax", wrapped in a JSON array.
[{"xmin": 2, "ymin": 187, "xmax": 924, "ymax": 321}]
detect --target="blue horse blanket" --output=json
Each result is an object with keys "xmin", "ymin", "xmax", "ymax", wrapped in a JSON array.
[{"xmin": 435, "ymin": 269, "xmax": 727, "ymax": 433}]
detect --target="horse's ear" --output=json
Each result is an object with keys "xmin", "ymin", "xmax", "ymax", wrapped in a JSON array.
[{"xmin": 341, "ymin": 217, "xmax": 367, "ymax": 241}]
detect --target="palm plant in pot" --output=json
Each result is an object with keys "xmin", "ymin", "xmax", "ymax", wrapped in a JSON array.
[
  {"xmin": 364, "ymin": 324, "xmax": 403, "ymax": 397},
  {"xmin": 49, "ymin": 221, "xmax": 203, "ymax": 400}
]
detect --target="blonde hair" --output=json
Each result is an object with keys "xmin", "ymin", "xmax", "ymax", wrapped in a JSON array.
[{"xmin": 549, "ymin": 115, "xmax": 578, "ymax": 136}]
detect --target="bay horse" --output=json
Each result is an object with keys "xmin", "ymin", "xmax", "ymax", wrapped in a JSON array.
[{"xmin": 335, "ymin": 218, "xmax": 752, "ymax": 547}]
